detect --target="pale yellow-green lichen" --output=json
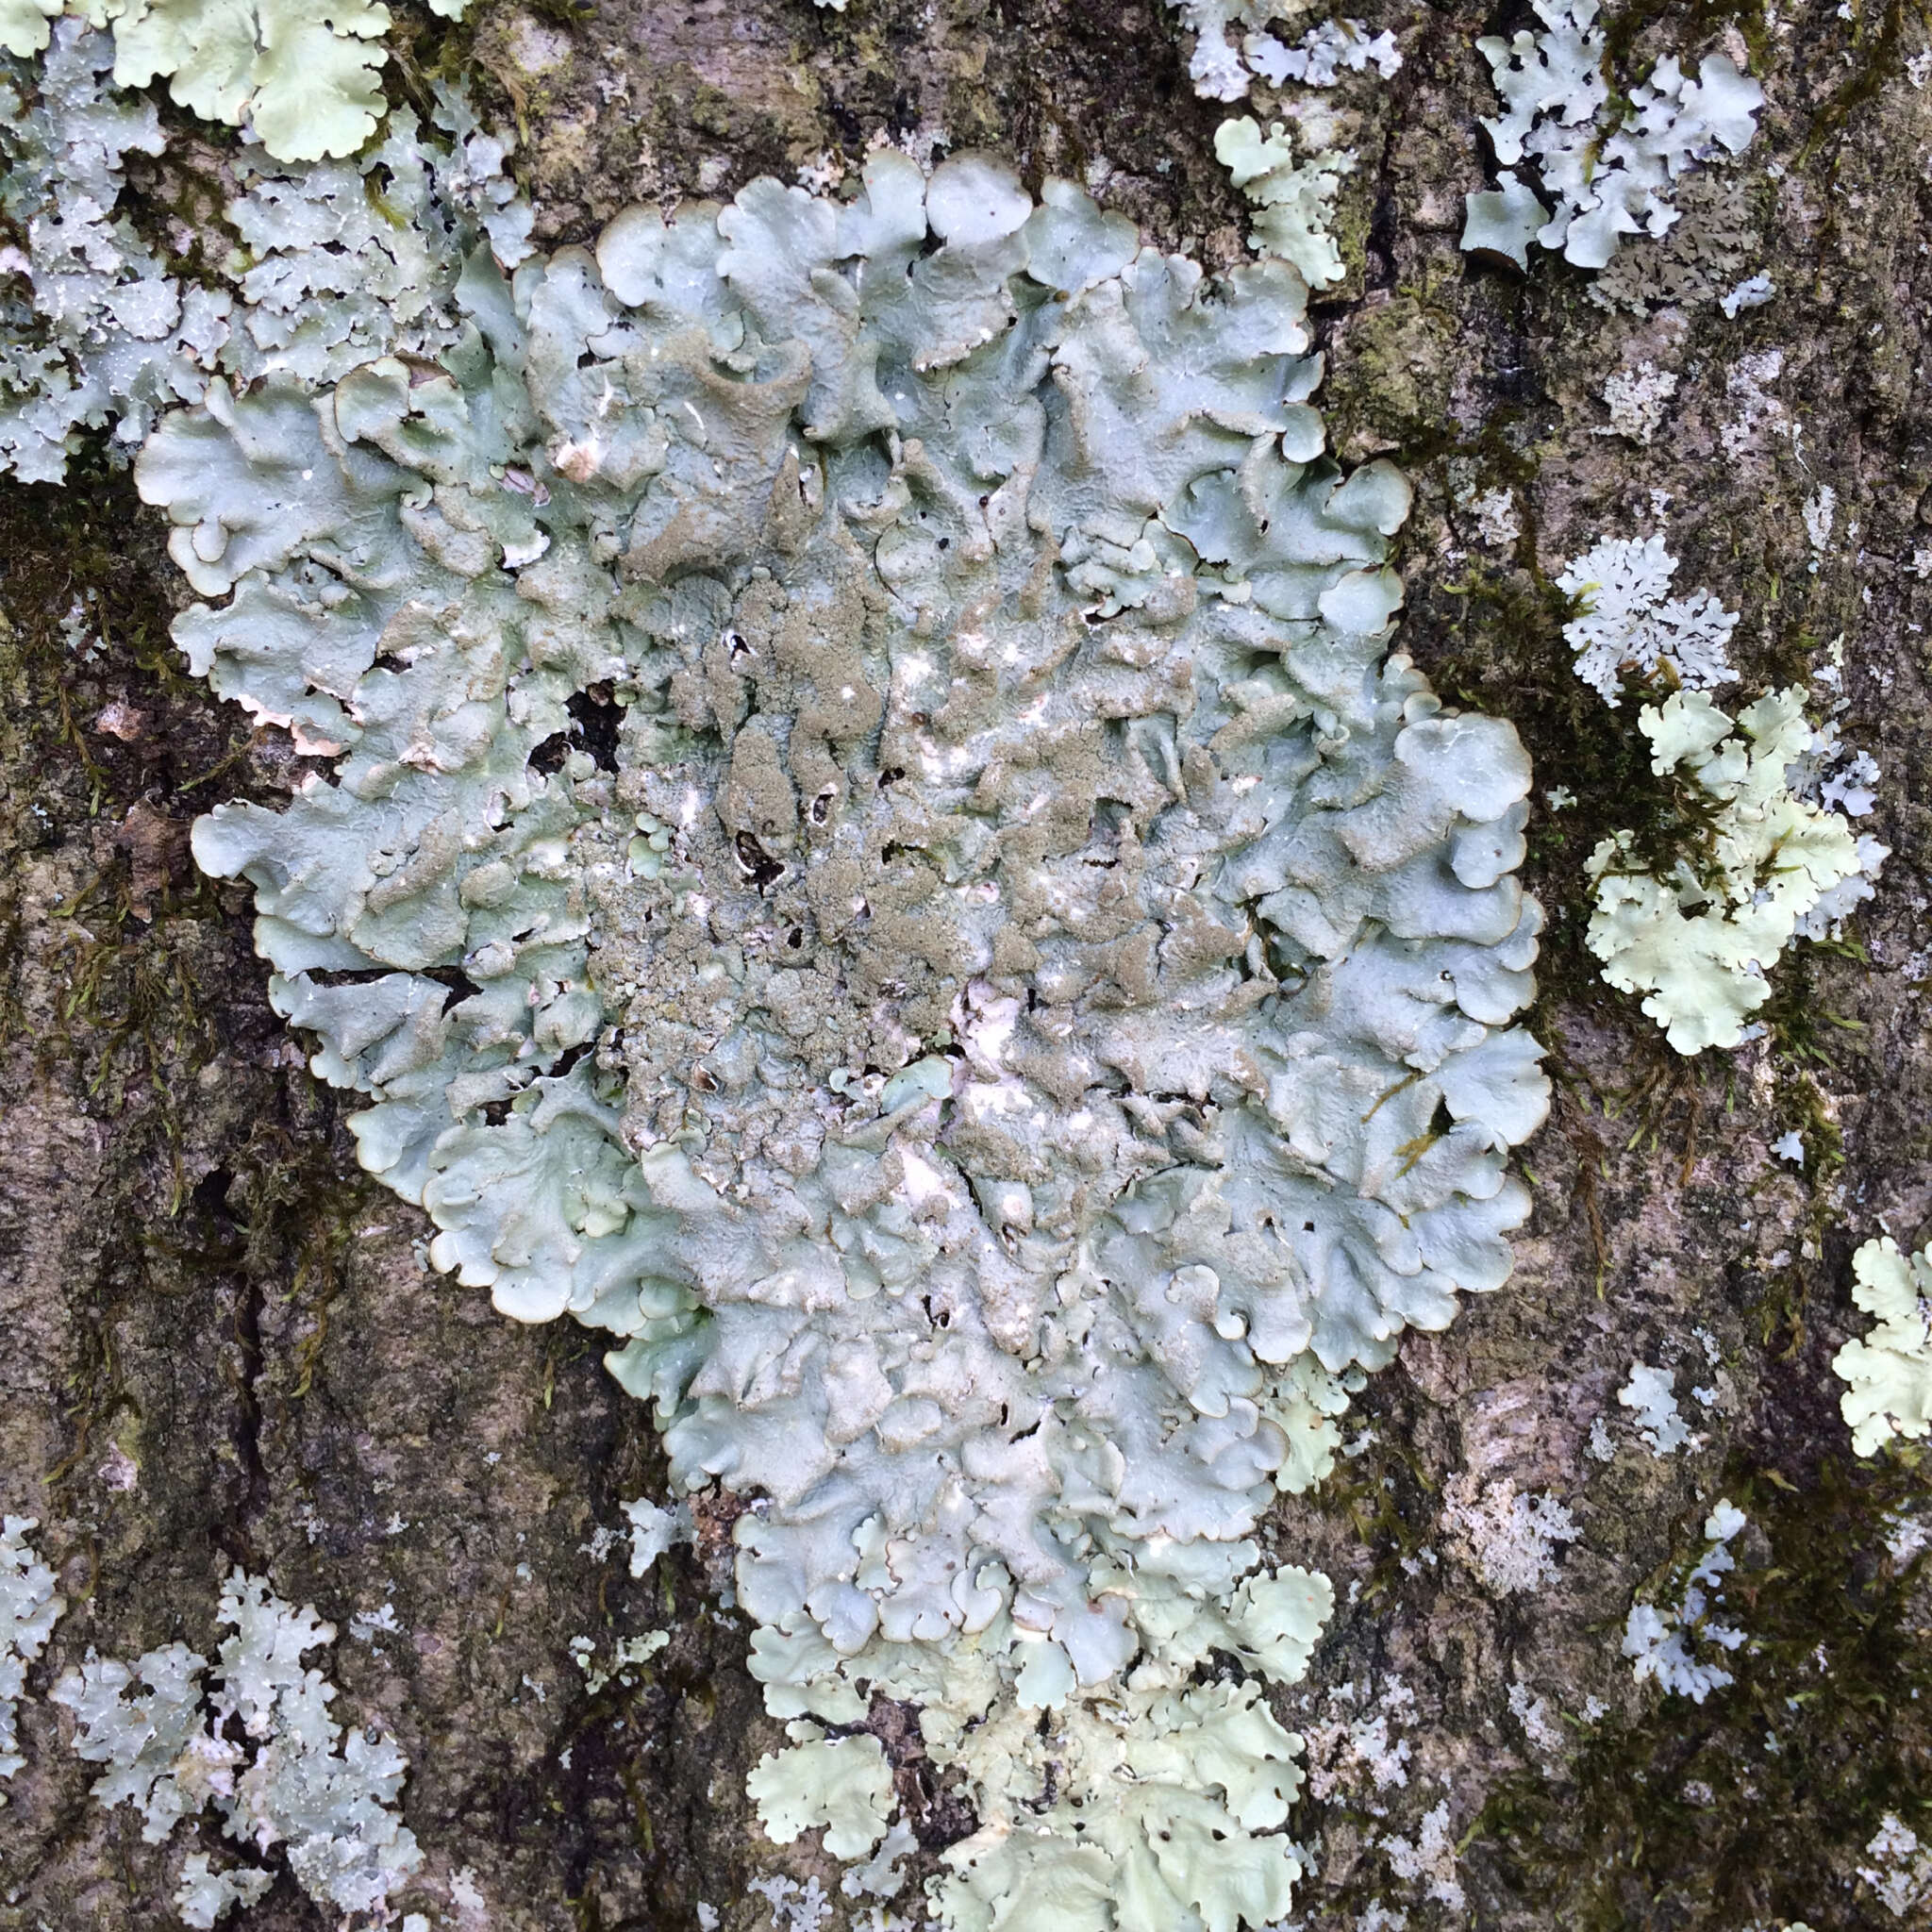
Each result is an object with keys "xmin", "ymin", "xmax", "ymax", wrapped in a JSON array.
[
  {"xmin": 1585, "ymin": 690, "xmax": 1879, "ymax": 1055},
  {"xmin": 0, "ymin": 0, "xmax": 468, "ymax": 159},
  {"xmin": 1835, "ymin": 1238, "xmax": 1932, "ymax": 1457}
]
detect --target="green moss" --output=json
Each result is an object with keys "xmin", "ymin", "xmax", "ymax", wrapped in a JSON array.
[
  {"xmin": 1600, "ymin": 0, "xmax": 1773, "ymax": 95},
  {"xmin": 1466, "ymin": 1449, "xmax": 1932, "ymax": 1929},
  {"xmin": 0, "ymin": 463, "xmax": 253, "ymax": 1168},
  {"xmin": 1801, "ymin": 0, "xmax": 1928, "ymax": 158},
  {"xmin": 1322, "ymin": 275, "xmax": 1471, "ymax": 457}
]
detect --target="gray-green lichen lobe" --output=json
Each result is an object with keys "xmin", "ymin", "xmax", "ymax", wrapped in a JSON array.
[{"xmin": 3, "ymin": 0, "xmax": 1932, "ymax": 1928}]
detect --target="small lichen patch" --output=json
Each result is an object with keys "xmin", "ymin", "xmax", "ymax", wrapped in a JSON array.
[
  {"xmin": 1621, "ymin": 1498, "xmax": 1749, "ymax": 1703},
  {"xmin": 1859, "ymin": 1813, "xmax": 1932, "ymax": 1918},
  {"xmin": 1556, "ymin": 534, "xmax": 1737, "ymax": 702},
  {"xmin": 1245, "ymin": 16, "xmax": 1400, "ymax": 89},
  {"xmin": 1834, "ymin": 1237, "xmax": 1932, "ymax": 1457},
  {"xmin": 1618, "ymin": 1361, "xmax": 1695, "ymax": 1457},
  {"xmin": 1594, "ymin": 362, "xmax": 1680, "ymax": 446},
  {"xmin": 51, "ymin": 1569, "xmax": 422, "ymax": 1924},
  {"xmin": 1215, "ymin": 113, "xmax": 1354, "ymax": 287},
  {"xmin": 1467, "ymin": 0, "xmax": 1763, "ymax": 271},
  {"xmin": 620, "ymin": 1496, "xmax": 688, "ymax": 1578},
  {"xmin": 174, "ymin": 1854, "xmax": 273, "ymax": 1931},
  {"xmin": 1169, "ymin": 0, "xmax": 1324, "ymax": 102},
  {"xmin": 0, "ymin": 1517, "xmax": 64, "ymax": 1783},
  {"xmin": 1380, "ymin": 1797, "xmax": 1466, "ymax": 1912},
  {"xmin": 1584, "ymin": 689, "xmax": 1884, "ymax": 1054},
  {"xmin": 1440, "ymin": 1473, "xmax": 1580, "ymax": 1593}
]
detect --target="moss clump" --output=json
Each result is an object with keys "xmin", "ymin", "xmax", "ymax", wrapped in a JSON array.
[{"xmin": 1466, "ymin": 1448, "xmax": 1932, "ymax": 1929}]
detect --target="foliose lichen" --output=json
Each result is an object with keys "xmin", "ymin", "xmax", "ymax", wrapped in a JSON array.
[
  {"xmin": 1167, "ymin": 0, "xmax": 1325, "ymax": 103},
  {"xmin": 1556, "ymin": 533, "xmax": 1738, "ymax": 702},
  {"xmin": 0, "ymin": 0, "xmax": 467, "ymax": 160},
  {"xmin": 1583, "ymin": 688, "xmax": 1886, "ymax": 1055},
  {"xmin": 51, "ymin": 1567, "xmax": 422, "ymax": 1924},
  {"xmin": 1244, "ymin": 16, "xmax": 1399, "ymax": 89},
  {"xmin": 1588, "ymin": 165, "xmax": 1763, "ymax": 314},
  {"xmin": 0, "ymin": 1516, "xmax": 64, "ymax": 1785},
  {"xmin": 1461, "ymin": 0, "xmax": 1763, "ymax": 272},
  {"xmin": 0, "ymin": 23, "xmax": 526, "ymax": 481},
  {"xmin": 1214, "ymin": 113, "xmax": 1355, "ymax": 290},
  {"xmin": 1618, "ymin": 1360, "xmax": 1695, "ymax": 1457},
  {"xmin": 139, "ymin": 153, "xmax": 1551, "ymax": 1923},
  {"xmin": 1834, "ymin": 1237, "xmax": 1932, "ymax": 1457},
  {"xmin": 1859, "ymin": 1812, "xmax": 1932, "ymax": 1919},
  {"xmin": 1164, "ymin": 3, "xmax": 1395, "ymax": 293},
  {"xmin": 1621, "ymin": 1498, "xmax": 1749, "ymax": 1704}
]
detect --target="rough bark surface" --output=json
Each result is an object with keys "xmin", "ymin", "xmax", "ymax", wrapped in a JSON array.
[{"xmin": 2, "ymin": 2, "xmax": 1929, "ymax": 1929}]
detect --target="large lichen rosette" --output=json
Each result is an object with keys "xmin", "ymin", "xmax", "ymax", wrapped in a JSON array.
[{"xmin": 146, "ymin": 156, "xmax": 1548, "ymax": 1926}]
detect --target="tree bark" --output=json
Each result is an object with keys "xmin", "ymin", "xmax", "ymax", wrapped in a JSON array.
[{"xmin": 3, "ymin": 2, "xmax": 1929, "ymax": 1928}]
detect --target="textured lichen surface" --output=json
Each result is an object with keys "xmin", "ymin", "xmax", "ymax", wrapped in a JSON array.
[
  {"xmin": 0, "ymin": 0, "xmax": 468, "ymax": 161},
  {"xmin": 138, "ymin": 149, "xmax": 1549, "ymax": 1924},
  {"xmin": 2, "ymin": 0, "xmax": 1932, "ymax": 1929},
  {"xmin": 0, "ymin": 21, "xmax": 528, "ymax": 482}
]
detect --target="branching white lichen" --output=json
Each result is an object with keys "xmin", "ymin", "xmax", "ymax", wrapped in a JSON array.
[
  {"xmin": 1168, "ymin": 0, "xmax": 1397, "ymax": 103},
  {"xmin": 1622, "ymin": 1498, "xmax": 1749, "ymax": 1703},
  {"xmin": 1301, "ymin": 1671, "xmax": 1416, "ymax": 1801},
  {"xmin": 137, "ymin": 155, "xmax": 1550, "ymax": 1924},
  {"xmin": 1556, "ymin": 534, "xmax": 1738, "ymax": 702},
  {"xmin": 1783, "ymin": 644, "xmax": 1887, "ymax": 940},
  {"xmin": 0, "ymin": 1517, "xmax": 64, "ymax": 1784},
  {"xmin": 1440, "ymin": 1473, "xmax": 1579, "ymax": 1593},
  {"xmin": 0, "ymin": 26, "xmax": 526, "ymax": 480},
  {"xmin": 1379, "ymin": 1798, "xmax": 1466, "ymax": 1912},
  {"xmin": 1462, "ymin": 0, "xmax": 1763, "ymax": 271},
  {"xmin": 51, "ymin": 1570, "xmax": 421, "ymax": 1924},
  {"xmin": 1245, "ymin": 16, "xmax": 1400, "ymax": 89},
  {"xmin": 1834, "ymin": 1237, "xmax": 1932, "ymax": 1457},
  {"xmin": 1860, "ymin": 1812, "xmax": 1932, "ymax": 1919},
  {"xmin": 1459, "ymin": 485, "xmax": 1521, "ymax": 551},
  {"xmin": 569, "ymin": 1629, "xmax": 669, "ymax": 1696},
  {"xmin": 1506, "ymin": 1680, "xmax": 1565, "ymax": 1756},
  {"xmin": 1584, "ymin": 688, "xmax": 1884, "ymax": 1054}
]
